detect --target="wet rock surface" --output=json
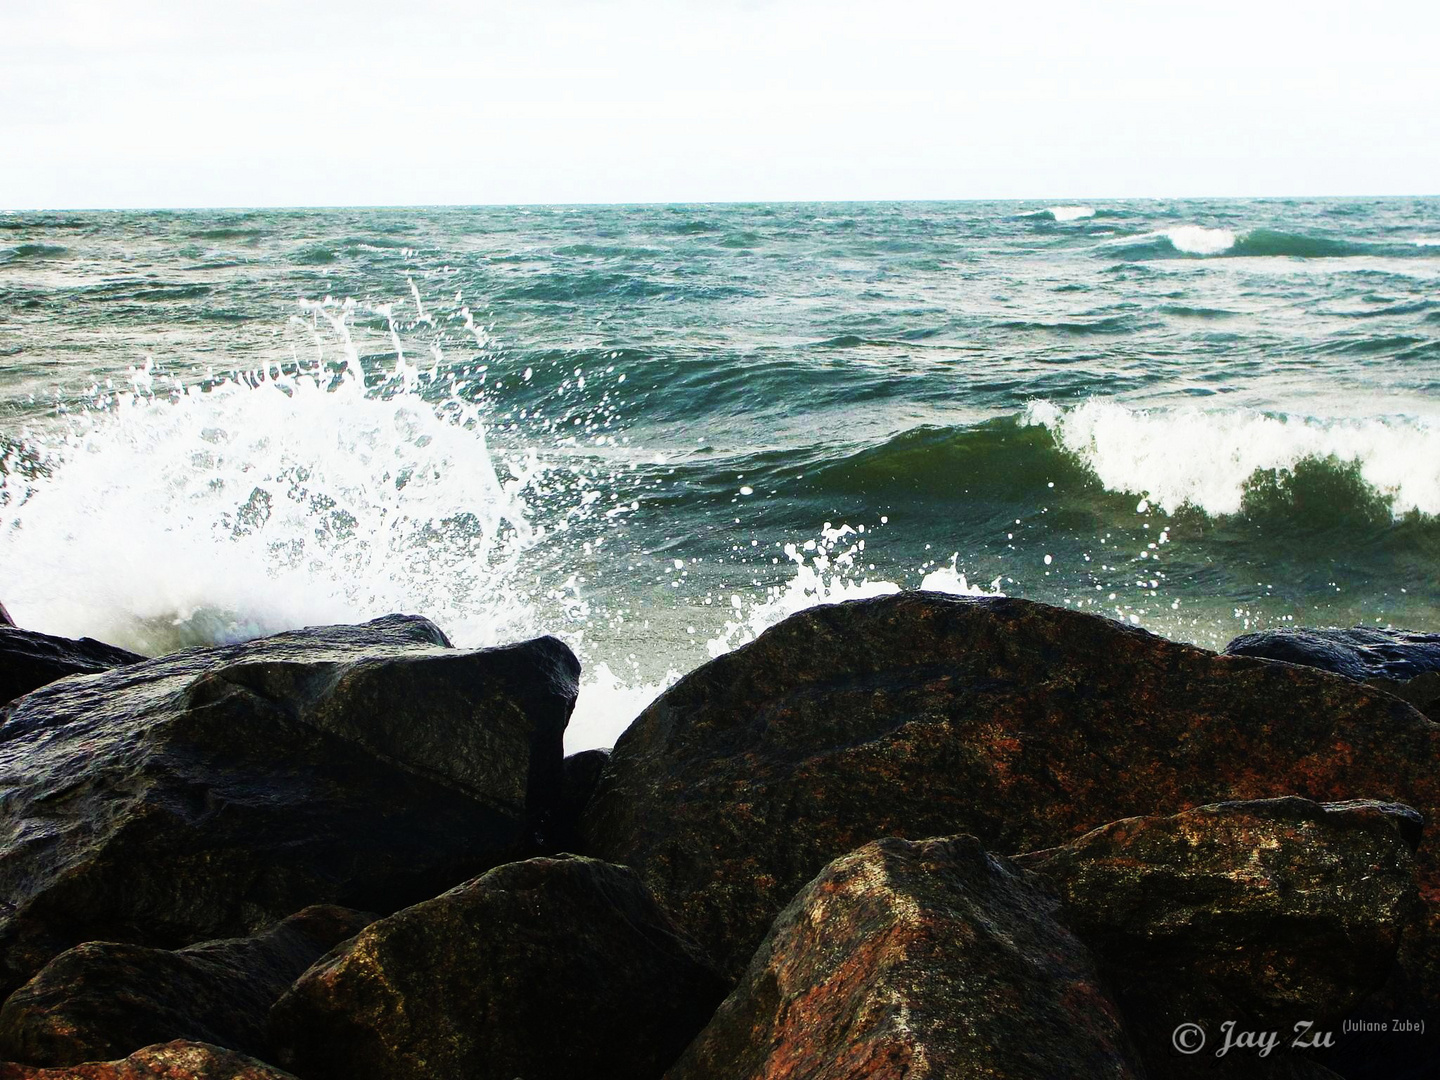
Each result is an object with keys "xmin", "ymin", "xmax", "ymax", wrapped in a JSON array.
[
  {"xmin": 269, "ymin": 855, "xmax": 728, "ymax": 1080},
  {"xmin": 581, "ymin": 593, "xmax": 1439, "ymax": 981},
  {"xmin": 0, "ymin": 906, "xmax": 374, "ymax": 1067},
  {"xmin": 1018, "ymin": 797, "xmax": 1421, "ymax": 1078},
  {"xmin": 1225, "ymin": 626, "xmax": 1440, "ymax": 683},
  {"xmin": 0, "ymin": 1040, "xmax": 300, "ymax": 1079},
  {"xmin": 0, "ymin": 615, "xmax": 578, "ymax": 995},
  {"xmin": 665, "ymin": 834, "xmax": 1143, "ymax": 1080},
  {"xmin": 0, "ymin": 626, "xmax": 145, "ymax": 708}
]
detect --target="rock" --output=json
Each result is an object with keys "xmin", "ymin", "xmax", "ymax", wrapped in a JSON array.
[
  {"xmin": 269, "ymin": 855, "xmax": 728, "ymax": 1080},
  {"xmin": 1368, "ymin": 671, "xmax": 1440, "ymax": 723},
  {"xmin": 665, "ymin": 834, "xmax": 1143, "ymax": 1080},
  {"xmin": 0, "ymin": 602, "xmax": 13, "ymax": 628},
  {"xmin": 1017, "ymin": 797, "xmax": 1421, "ymax": 1078},
  {"xmin": 1225, "ymin": 626, "xmax": 1440, "ymax": 682},
  {"xmin": 0, "ymin": 906, "xmax": 374, "ymax": 1067},
  {"xmin": 1, "ymin": 626, "xmax": 145, "ymax": 707},
  {"xmin": 0, "ymin": 1040, "xmax": 299, "ymax": 1079},
  {"xmin": 581, "ymin": 593, "xmax": 1439, "ymax": 982},
  {"xmin": 0, "ymin": 615, "xmax": 579, "ymax": 996},
  {"xmin": 554, "ymin": 748, "xmax": 610, "ymax": 851}
]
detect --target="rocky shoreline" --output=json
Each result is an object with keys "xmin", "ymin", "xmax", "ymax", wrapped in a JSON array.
[{"xmin": 1, "ymin": 593, "xmax": 1437, "ymax": 1079}]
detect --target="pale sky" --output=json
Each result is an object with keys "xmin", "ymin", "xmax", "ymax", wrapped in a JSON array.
[{"xmin": 3, "ymin": 0, "xmax": 1437, "ymax": 209}]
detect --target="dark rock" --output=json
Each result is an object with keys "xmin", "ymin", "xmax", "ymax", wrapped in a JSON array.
[
  {"xmin": 581, "ymin": 593, "xmax": 1439, "ymax": 983},
  {"xmin": 665, "ymin": 834, "xmax": 1143, "ymax": 1080},
  {"xmin": 1017, "ymin": 797, "xmax": 1420, "ymax": 1078},
  {"xmin": 0, "ymin": 615, "xmax": 579, "ymax": 996},
  {"xmin": 1369, "ymin": 671, "xmax": 1440, "ymax": 723},
  {"xmin": 1225, "ymin": 625, "xmax": 1440, "ymax": 682},
  {"xmin": 0, "ymin": 626, "xmax": 145, "ymax": 707},
  {"xmin": 0, "ymin": 1040, "xmax": 300, "ymax": 1079},
  {"xmin": 0, "ymin": 602, "xmax": 13, "ymax": 628},
  {"xmin": 269, "ymin": 855, "xmax": 727, "ymax": 1080},
  {"xmin": 554, "ymin": 748, "xmax": 610, "ymax": 851},
  {"xmin": 0, "ymin": 906, "xmax": 374, "ymax": 1067}
]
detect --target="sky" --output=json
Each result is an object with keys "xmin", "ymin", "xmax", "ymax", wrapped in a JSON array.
[{"xmin": 3, "ymin": 0, "xmax": 1438, "ymax": 209}]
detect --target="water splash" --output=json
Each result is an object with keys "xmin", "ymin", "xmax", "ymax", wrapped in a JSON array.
[{"xmin": 0, "ymin": 298, "xmax": 540, "ymax": 655}]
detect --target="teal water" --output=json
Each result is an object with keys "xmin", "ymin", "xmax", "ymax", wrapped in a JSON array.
[{"xmin": 2, "ymin": 199, "xmax": 1438, "ymax": 746}]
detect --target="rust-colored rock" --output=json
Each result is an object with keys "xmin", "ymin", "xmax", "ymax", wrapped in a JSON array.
[
  {"xmin": 581, "ymin": 594, "xmax": 1439, "ymax": 982},
  {"xmin": 1018, "ymin": 797, "xmax": 1421, "ymax": 1078},
  {"xmin": 0, "ymin": 906, "xmax": 374, "ymax": 1067},
  {"xmin": 0, "ymin": 1040, "xmax": 299, "ymax": 1079},
  {"xmin": 269, "ymin": 855, "xmax": 727, "ymax": 1080},
  {"xmin": 665, "ymin": 834, "xmax": 1143, "ymax": 1080}
]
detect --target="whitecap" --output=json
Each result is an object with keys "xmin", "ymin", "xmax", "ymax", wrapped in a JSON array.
[
  {"xmin": 1023, "ymin": 398, "xmax": 1440, "ymax": 518},
  {"xmin": 1163, "ymin": 225, "xmax": 1237, "ymax": 256}
]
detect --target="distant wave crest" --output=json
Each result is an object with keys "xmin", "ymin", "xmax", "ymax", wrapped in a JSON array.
[{"xmin": 1099, "ymin": 226, "xmax": 1430, "ymax": 261}]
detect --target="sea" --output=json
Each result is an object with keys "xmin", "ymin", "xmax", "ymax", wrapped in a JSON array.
[{"xmin": 2, "ymin": 198, "xmax": 1438, "ymax": 749}]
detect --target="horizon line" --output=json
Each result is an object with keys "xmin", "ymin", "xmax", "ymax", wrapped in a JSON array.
[{"xmin": 5, "ymin": 192, "xmax": 1440, "ymax": 214}]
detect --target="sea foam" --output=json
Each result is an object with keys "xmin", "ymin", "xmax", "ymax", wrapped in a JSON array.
[{"xmin": 1025, "ymin": 399, "xmax": 1440, "ymax": 518}]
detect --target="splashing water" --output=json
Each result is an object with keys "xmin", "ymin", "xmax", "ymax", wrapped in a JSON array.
[
  {"xmin": 0, "ymin": 297, "xmax": 541, "ymax": 655},
  {"xmin": 706, "ymin": 522, "xmax": 1003, "ymax": 656}
]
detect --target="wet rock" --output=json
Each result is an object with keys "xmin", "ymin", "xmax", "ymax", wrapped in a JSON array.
[
  {"xmin": 0, "ymin": 1040, "xmax": 299, "ymax": 1079},
  {"xmin": 1017, "ymin": 797, "xmax": 1421, "ymax": 1077},
  {"xmin": 665, "ymin": 834, "xmax": 1143, "ymax": 1080},
  {"xmin": 554, "ymin": 748, "xmax": 610, "ymax": 851},
  {"xmin": 582, "ymin": 593, "xmax": 1439, "ymax": 981},
  {"xmin": 0, "ymin": 615, "xmax": 579, "ymax": 996},
  {"xmin": 0, "ymin": 626, "xmax": 145, "ymax": 707},
  {"xmin": 0, "ymin": 906, "xmax": 374, "ymax": 1067},
  {"xmin": 269, "ymin": 855, "xmax": 727, "ymax": 1080},
  {"xmin": 584, "ymin": 593, "xmax": 1440, "ymax": 979},
  {"xmin": 1225, "ymin": 626, "xmax": 1440, "ymax": 682}
]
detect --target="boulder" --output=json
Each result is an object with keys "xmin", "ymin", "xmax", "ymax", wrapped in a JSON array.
[
  {"xmin": 554, "ymin": 748, "xmax": 610, "ymax": 851},
  {"xmin": 1226, "ymin": 626, "xmax": 1440, "ymax": 723},
  {"xmin": 1017, "ymin": 797, "xmax": 1421, "ymax": 1077},
  {"xmin": 1225, "ymin": 626, "xmax": 1440, "ymax": 681},
  {"xmin": 665, "ymin": 834, "xmax": 1143, "ymax": 1080},
  {"xmin": 0, "ymin": 615, "xmax": 579, "ymax": 996},
  {"xmin": 0, "ymin": 626, "xmax": 145, "ymax": 707},
  {"xmin": 581, "ymin": 593, "xmax": 1438, "ymax": 982},
  {"xmin": 0, "ymin": 1040, "xmax": 299, "ymax": 1079},
  {"xmin": 0, "ymin": 906, "xmax": 375, "ymax": 1067},
  {"xmin": 269, "ymin": 855, "xmax": 728, "ymax": 1080}
]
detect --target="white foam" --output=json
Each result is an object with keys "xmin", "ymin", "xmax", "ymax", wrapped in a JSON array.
[
  {"xmin": 705, "ymin": 525, "xmax": 1003, "ymax": 657},
  {"xmin": 1163, "ymin": 225, "xmax": 1237, "ymax": 255},
  {"xmin": 1024, "ymin": 398, "xmax": 1440, "ymax": 517},
  {"xmin": 1049, "ymin": 206, "xmax": 1096, "ymax": 222},
  {"xmin": 0, "ymin": 300, "xmax": 545, "ymax": 655}
]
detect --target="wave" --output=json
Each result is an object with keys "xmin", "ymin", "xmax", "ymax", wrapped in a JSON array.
[
  {"xmin": 1024, "ymin": 399, "xmax": 1440, "ymax": 518},
  {"xmin": 1, "ymin": 243, "xmax": 69, "ymax": 261},
  {"xmin": 997, "ymin": 314, "xmax": 1141, "ymax": 336},
  {"xmin": 1098, "ymin": 226, "xmax": 1428, "ymax": 261},
  {"xmin": 1020, "ymin": 206, "xmax": 1096, "ymax": 222}
]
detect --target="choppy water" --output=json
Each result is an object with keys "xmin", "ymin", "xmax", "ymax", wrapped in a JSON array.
[{"xmin": 2, "ymin": 198, "xmax": 1438, "ymax": 748}]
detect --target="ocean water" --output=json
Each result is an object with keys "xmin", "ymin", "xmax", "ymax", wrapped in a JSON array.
[{"xmin": 2, "ymin": 198, "xmax": 1438, "ymax": 748}]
